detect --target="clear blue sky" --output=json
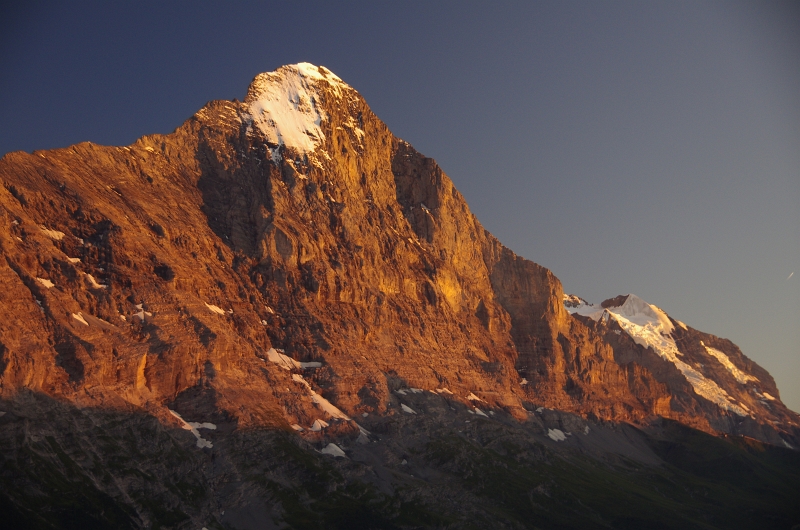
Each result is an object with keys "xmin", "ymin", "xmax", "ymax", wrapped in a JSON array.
[{"xmin": 2, "ymin": 1, "xmax": 798, "ymax": 411}]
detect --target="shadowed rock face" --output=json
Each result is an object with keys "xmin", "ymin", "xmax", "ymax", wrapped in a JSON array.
[{"xmin": 0, "ymin": 63, "xmax": 796, "ymax": 450}]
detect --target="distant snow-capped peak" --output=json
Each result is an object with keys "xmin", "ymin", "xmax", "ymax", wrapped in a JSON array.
[
  {"xmin": 601, "ymin": 294, "xmax": 675, "ymax": 334},
  {"xmin": 563, "ymin": 293, "xmax": 589, "ymax": 309},
  {"xmin": 564, "ymin": 293, "xmax": 674, "ymax": 335},
  {"xmin": 564, "ymin": 293, "xmax": 751, "ymax": 417}
]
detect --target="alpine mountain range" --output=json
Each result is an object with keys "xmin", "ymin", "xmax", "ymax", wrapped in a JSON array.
[{"xmin": 1, "ymin": 63, "xmax": 798, "ymax": 529}]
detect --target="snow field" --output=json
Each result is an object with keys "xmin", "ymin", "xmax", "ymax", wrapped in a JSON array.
[
  {"xmin": 565, "ymin": 294, "xmax": 750, "ymax": 416},
  {"xmin": 244, "ymin": 63, "xmax": 346, "ymax": 154},
  {"xmin": 701, "ymin": 341, "xmax": 758, "ymax": 384},
  {"xmin": 168, "ymin": 409, "xmax": 216, "ymax": 449},
  {"xmin": 36, "ymin": 278, "xmax": 54, "ymax": 288}
]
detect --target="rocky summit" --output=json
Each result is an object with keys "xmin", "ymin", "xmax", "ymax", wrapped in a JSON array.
[{"xmin": 1, "ymin": 63, "xmax": 798, "ymax": 529}]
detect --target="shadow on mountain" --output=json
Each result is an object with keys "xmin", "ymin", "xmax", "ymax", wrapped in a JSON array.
[
  {"xmin": 194, "ymin": 109, "xmax": 275, "ymax": 258},
  {"xmin": 2, "ymin": 391, "xmax": 800, "ymax": 529}
]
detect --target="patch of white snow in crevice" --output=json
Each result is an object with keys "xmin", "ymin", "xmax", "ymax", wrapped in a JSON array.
[
  {"xmin": 205, "ymin": 303, "xmax": 226, "ymax": 315},
  {"xmin": 401, "ymin": 404, "xmax": 417, "ymax": 414},
  {"xmin": 36, "ymin": 278, "xmax": 54, "ymax": 288},
  {"xmin": 40, "ymin": 227, "xmax": 65, "ymax": 240},
  {"xmin": 467, "ymin": 392, "xmax": 486, "ymax": 403},
  {"xmin": 270, "ymin": 348, "xmax": 298, "ymax": 370},
  {"xmin": 320, "ymin": 443, "xmax": 346, "ymax": 458},
  {"xmin": 547, "ymin": 429, "xmax": 566, "ymax": 442},
  {"xmin": 762, "ymin": 392, "xmax": 776, "ymax": 401},
  {"xmin": 292, "ymin": 373, "xmax": 311, "ymax": 388},
  {"xmin": 85, "ymin": 274, "xmax": 107, "ymax": 289},
  {"xmin": 133, "ymin": 304, "xmax": 152, "ymax": 321},
  {"xmin": 311, "ymin": 393, "xmax": 350, "ymax": 419},
  {"xmin": 701, "ymin": 342, "xmax": 758, "ymax": 384},
  {"xmin": 310, "ymin": 419, "xmax": 329, "ymax": 431},
  {"xmin": 269, "ymin": 146, "xmax": 282, "ymax": 164},
  {"xmin": 67, "ymin": 257, "xmax": 81, "ymax": 263},
  {"xmin": 570, "ymin": 294, "xmax": 748, "ymax": 417},
  {"xmin": 243, "ymin": 63, "xmax": 346, "ymax": 155},
  {"xmin": 267, "ymin": 348, "xmax": 323, "ymax": 370},
  {"xmin": 300, "ymin": 361, "xmax": 322, "ymax": 368},
  {"xmin": 435, "ymin": 388, "xmax": 453, "ymax": 395},
  {"xmin": 168, "ymin": 409, "xmax": 216, "ymax": 449},
  {"xmin": 342, "ymin": 115, "xmax": 365, "ymax": 145},
  {"xmin": 72, "ymin": 313, "xmax": 89, "ymax": 326},
  {"xmin": 290, "ymin": 372, "xmax": 350, "ymax": 421},
  {"xmin": 474, "ymin": 408, "xmax": 488, "ymax": 417}
]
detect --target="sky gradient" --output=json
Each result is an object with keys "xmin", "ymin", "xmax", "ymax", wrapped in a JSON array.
[{"xmin": 2, "ymin": 1, "xmax": 798, "ymax": 411}]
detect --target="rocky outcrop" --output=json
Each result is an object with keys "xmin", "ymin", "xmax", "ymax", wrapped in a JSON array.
[{"xmin": 571, "ymin": 294, "xmax": 799, "ymax": 446}]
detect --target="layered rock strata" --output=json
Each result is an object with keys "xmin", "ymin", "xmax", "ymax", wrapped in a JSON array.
[{"xmin": 0, "ymin": 63, "xmax": 796, "ymax": 449}]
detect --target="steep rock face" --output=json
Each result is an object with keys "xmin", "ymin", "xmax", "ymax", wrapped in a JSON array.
[
  {"xmin": 484, "ymin": 243, "xmax": 665, "ymax": 420},
  {"xmin": 569, "ymin": 294, "xmax": 799, "ymax": 446},
  {"xmin": 0, "ymin": 63, "xmax": 794, "ymax": 449}
]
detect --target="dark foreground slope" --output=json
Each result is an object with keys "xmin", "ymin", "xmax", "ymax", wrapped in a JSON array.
[
  {"xmin": 1, "ymin": 390, "xmax": 799, "ymax": 530},
  {"xmin": 0, "ymin": 63, "xmax": 798, "ymax": 528}
]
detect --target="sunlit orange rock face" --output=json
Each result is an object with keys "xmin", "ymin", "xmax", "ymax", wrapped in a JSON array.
[{"xmin": 0, "ymin": 63, "xmax": 796, "ymax": 446}]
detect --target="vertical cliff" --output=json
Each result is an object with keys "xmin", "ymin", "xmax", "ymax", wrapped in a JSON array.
[{"xmin": 0, "ymin": 63, "xmax": 794, "ymax": 445}]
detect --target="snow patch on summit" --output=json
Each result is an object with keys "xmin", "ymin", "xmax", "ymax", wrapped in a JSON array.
[{"xmin": 244, "ymin": 63, "xmax": 345, "ymax": 154}]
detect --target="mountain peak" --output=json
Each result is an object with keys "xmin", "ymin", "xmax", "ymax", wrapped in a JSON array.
[
  {"xmin": 601, "ymin": 293, "xmax": 674, "ymax": 333},
  {"xmin": 243, "ymin": 63, "xmax": 349, "ymax": 154},
  {"xmin": 244, "ymin": 63, "xmax": 345, "ymax": 102},
  {"xmin": 2, "ymin": 63, "xmax": 799, "ymax": 527},
  {"xmin": 564, "ymin": 292, "xmax": 796, "ymax": 440}
]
